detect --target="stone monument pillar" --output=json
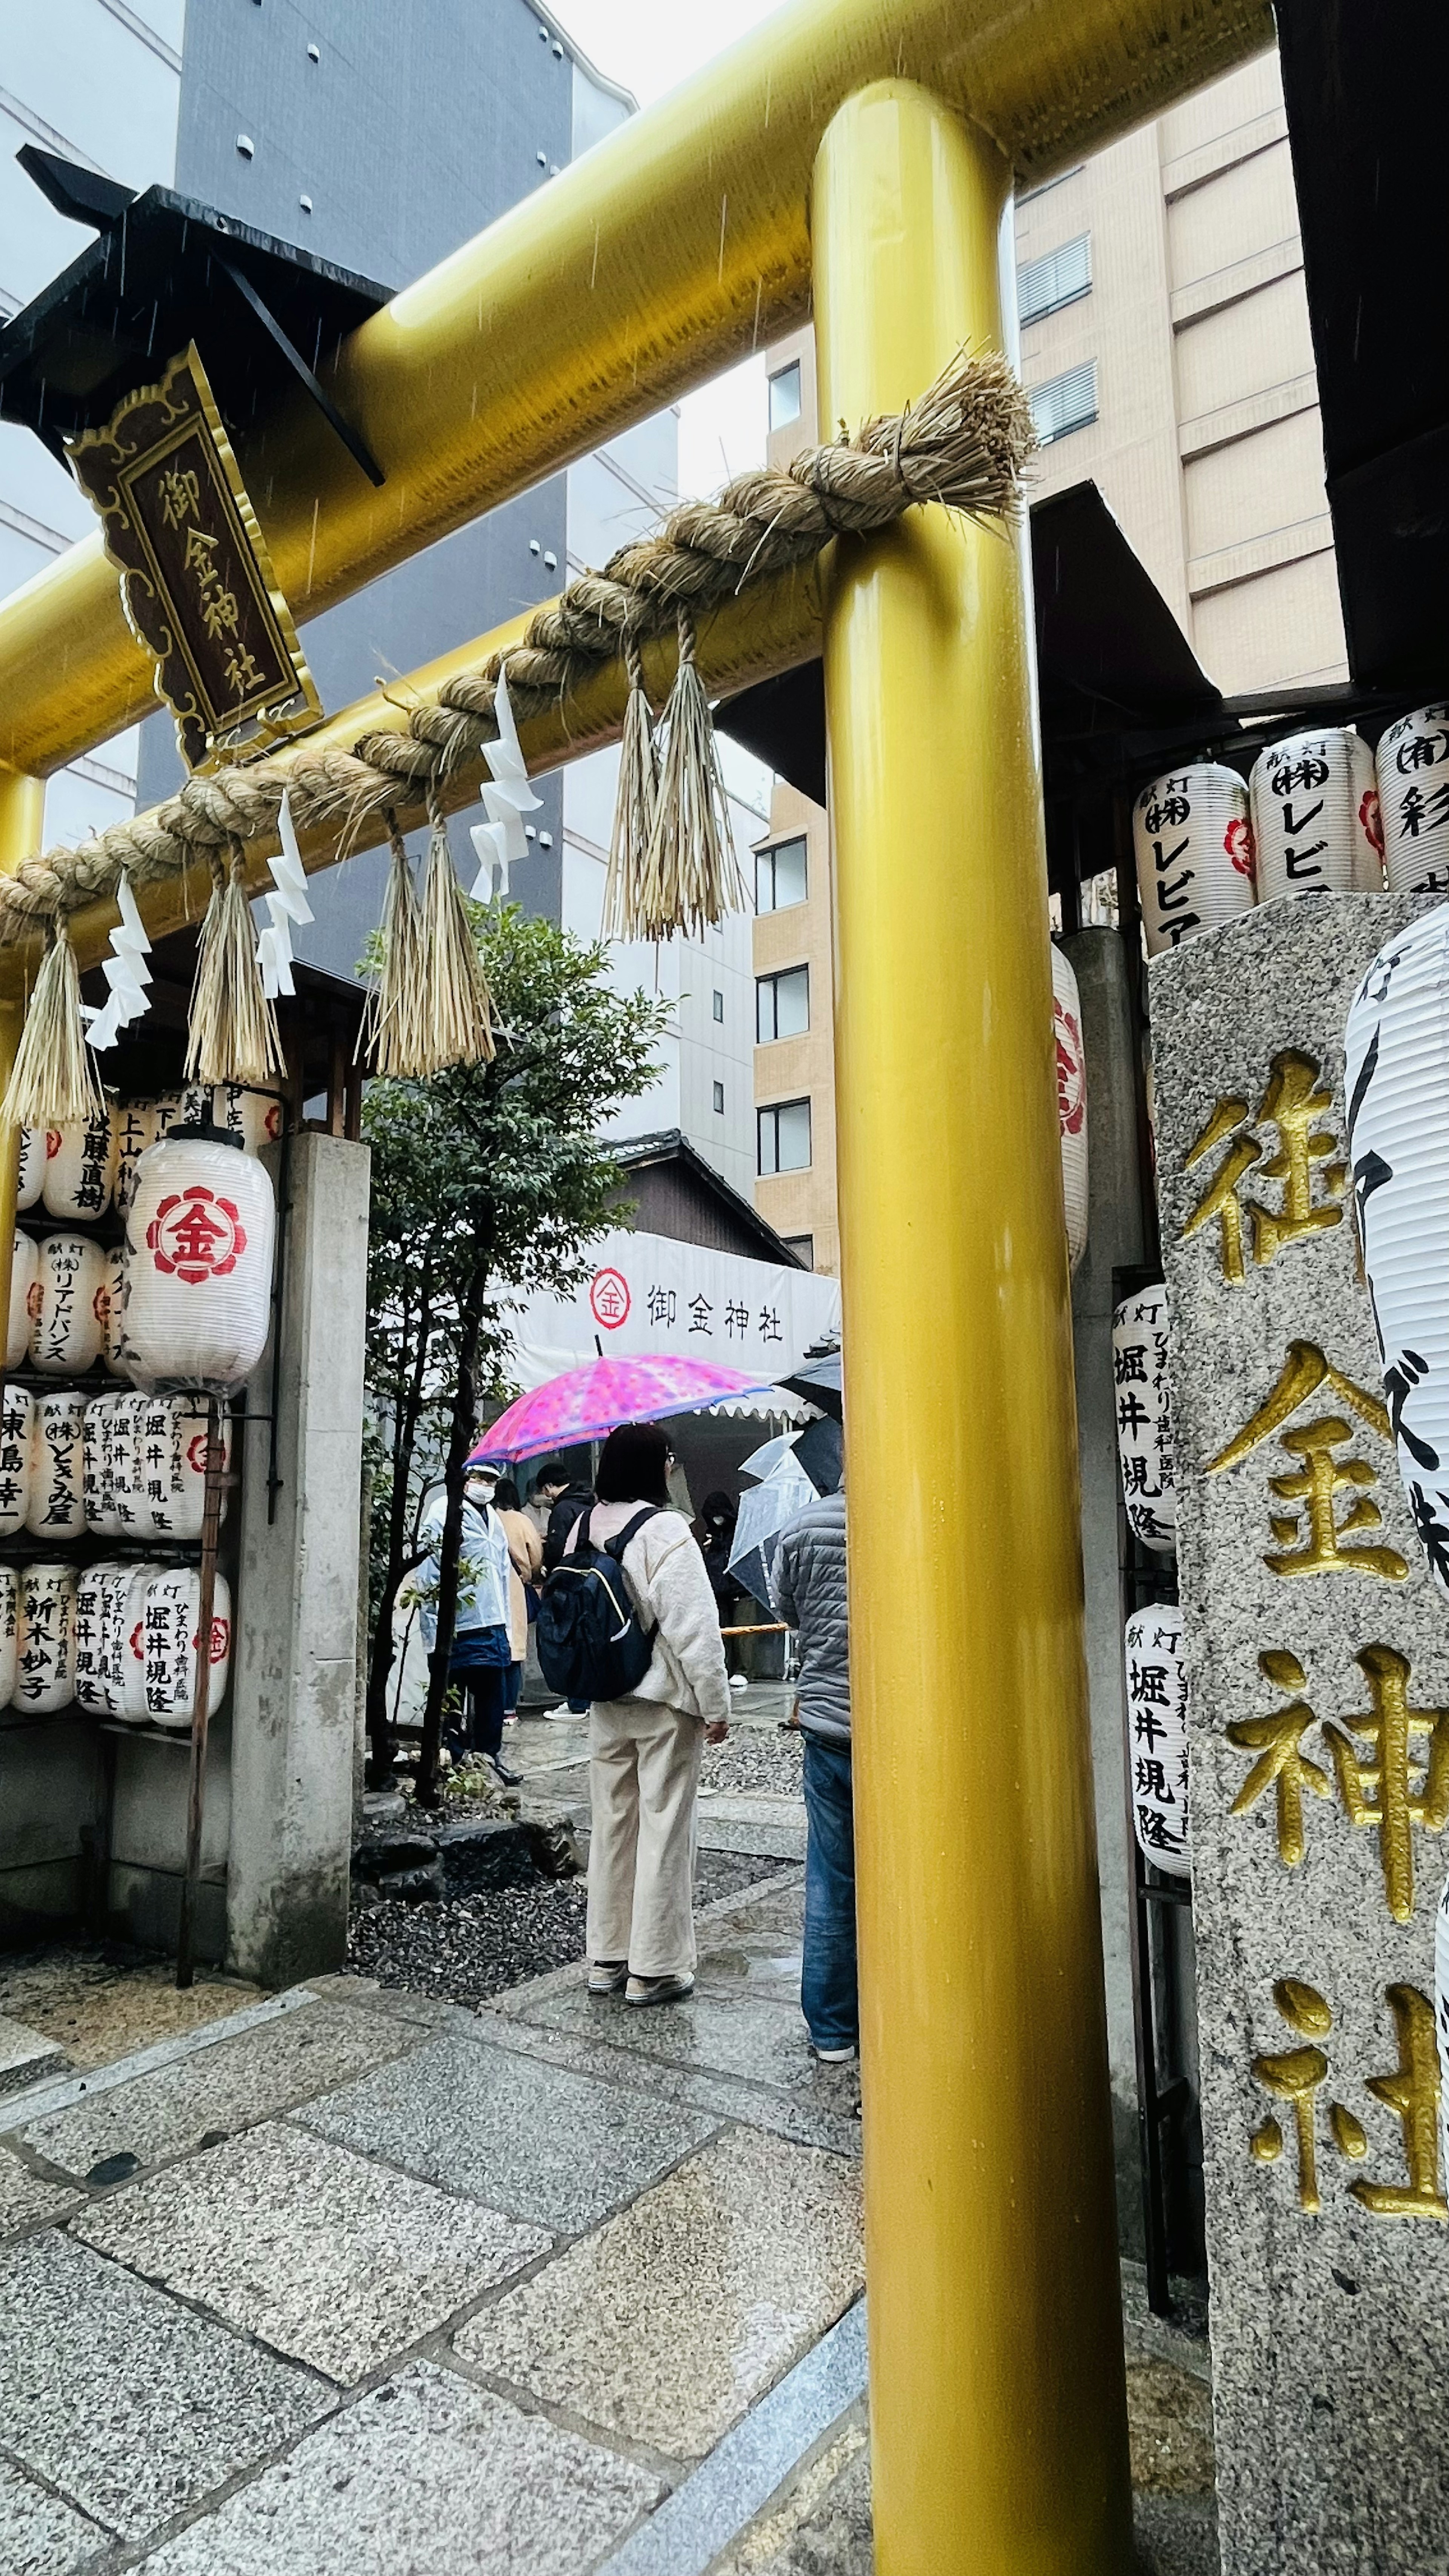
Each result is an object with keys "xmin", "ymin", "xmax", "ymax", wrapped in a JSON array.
[{"xmin": 1152, "ymin": 891, "xmax": 1447, "ymax": 2574}]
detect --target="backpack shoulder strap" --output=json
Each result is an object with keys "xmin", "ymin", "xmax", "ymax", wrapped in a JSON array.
[{"xmin": 604, "ymin": 1505, "xmax": 661, "ymax": 1565}]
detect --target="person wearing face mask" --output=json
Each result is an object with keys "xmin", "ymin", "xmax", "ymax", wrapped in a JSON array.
[{"xmin": 415, "ymin": 1463, "xmax": 520, "ymax": 1785}]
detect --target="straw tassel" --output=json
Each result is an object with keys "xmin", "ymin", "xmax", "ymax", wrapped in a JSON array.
[
  {"xmin": 603, "ymin": 634, "xmax": 661, "ymax": 941},
  {"xmin": 361, "ymin": 821, "xmax": 429, "ymax": 1076},
  {"xmin": 420, "ymin": 803, "xmax": 494, "ymax": 1071},
  {"xmin": 1, "ymin": 914, "xmax": 104, "ymax": 1129},
  {"xmin": 185, "ymin": 841, "xmax": 282, "ymax": 1087},
  {"xmin": 639, "ymin": 609, "xmax": 747, "ymax": 940}
]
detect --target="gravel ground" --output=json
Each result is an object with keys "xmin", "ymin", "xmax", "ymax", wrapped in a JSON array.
[
  {"xmin": 344, "ymin": 1845, "xmax": 793, "ymax": 2009},
  {"xmin": 700, "ymin": 1726, "xmax": 804, "ymax": 1797}
]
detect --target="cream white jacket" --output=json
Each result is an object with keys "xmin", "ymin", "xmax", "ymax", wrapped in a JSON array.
[{"xmin": 568, "ymin": 1503, "xmax": 732, "ymax": 1725}]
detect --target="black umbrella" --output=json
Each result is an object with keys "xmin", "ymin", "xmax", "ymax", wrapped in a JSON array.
[{"xmin": 778, "ymin": 1351, "xmax": 842, "ymax": 1420}]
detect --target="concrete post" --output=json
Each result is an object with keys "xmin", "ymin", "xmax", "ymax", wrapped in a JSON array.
[{"xmin": 228, "ymin": 1132, "xmax": 370, "ymax": 1985}]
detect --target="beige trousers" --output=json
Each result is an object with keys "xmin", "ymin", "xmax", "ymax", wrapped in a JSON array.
[{"xmin": 587, "ymin": 1698, "xmax": 703, "ymax": 1978}]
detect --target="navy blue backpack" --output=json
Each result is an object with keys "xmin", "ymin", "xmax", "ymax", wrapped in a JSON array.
[{"xmin": 535, "ymin": 1505, "xmax": 661, "ymax": 1702}]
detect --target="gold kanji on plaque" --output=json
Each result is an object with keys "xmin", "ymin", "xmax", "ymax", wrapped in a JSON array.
[
  {"xmin": 1209, "ymin": 1342, "xmax": 1408, "ymax": 1582},
  {"xmin": 1183, "ymin": 1051, "xmax": 1346, "ymax": 1284}
]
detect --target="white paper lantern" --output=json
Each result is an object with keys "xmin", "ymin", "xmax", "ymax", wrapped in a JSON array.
[
  {"xmin": 212, "ymin": 1083, "xmax": 285, "ymax": 1157},
  {"xmin": 0, "ymin": 1388, "xmax": 32, "ymax": 1539},
  {"xmin": 29, "ymin": 1233, "xmax": 105, "ymax": 1377},
  {"xmin": 15, "ymin": 1127, "xmax": 43, "ymax": 1213},
  {"xmin": 42, "ymin": 1110, "xmax": 116, "ymax": 1221},
  {"xmin": 15, "ymin": 1563, "xmax": 77, "ymax": 1714},
  {"xmin": 1250, "ymin": 729, "xmax": 1383, "ymax": 903},
  {"xmin": 0, "ymin": 1567, "xmax": 17, "ymax": 1710},
  {"xmin": 1112, "ymin": 1286, "xmax": 1177, "ymax": 1553},
  {"xmin": 1132, "ymin": 763, "xmax": 1256, "ymax": 957},
  {"xmin": 27, "ymin": 1391, "xmax": 88, "ymax": 1541},
  {"xmin": 1051, "ymin": 943, "xmax": 1089, "ymax": 1274},
  {"xmin": 111, "ymin": 1100, "xmax": 155, "ymax": 1220},
  {"xmin": 1378, "ymin": 703, "xmax": 1449, "ymax": 894},
  {"xmin": 119, "ymin": 1564, "xmax": 164, "ymax": 1724},
  {"xmin": 170, "ymin": 1396, "xmax": 231, "ymax": 1541},
  {"xmin": 83, "ymin": 1391, "xmax": 139, "ymax": 1538},
  {"xmin": 1344, "ymin": 906, "xmax": 1449, "ymax": 1592},
  {"xmin": 1124, "ymin": 1603, "xmax": 1189, "ymax": 1878},
  {"xmin": 125, "ymin": 1133, "xmax": 275, "ymax": 1392},
  {"xmin": 141, "ymin": 1566, "xmax": 232, "ymax": 1729},
  {"xmin": 7, "ymin": 1230, "xmax": 36, "ymax": 1370},
  {"xmin": 101, "ymin": 1246, "xmax": 129, "ymax": 1378},
  {"xmin": 151, "ymin": 1090, "xmax": 188, "ymax": 1143},
  {"xmin": 74, "ymin": 1559, "xmax": 123, "ymax": 1714}
]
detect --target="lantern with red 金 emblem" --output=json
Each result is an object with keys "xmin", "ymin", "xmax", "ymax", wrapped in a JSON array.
[
  {"xmin": 124, "ymin": 1124, "xmax": 275, "ymax": 1392},
  {"xmin": 1051, "ymin": 942, "xmax": 1089, "ymax": 1273}
]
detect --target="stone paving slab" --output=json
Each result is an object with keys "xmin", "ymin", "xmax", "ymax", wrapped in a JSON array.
[
  {"xmin": 457, "ymin": 2125, "xmax": 864, "ymax": 2459},
  {"xmin": 0, "ymin": 2230, "xmax": 327, "ymax": 2539},
  {"xmin": 0, "ymin": 2017, "xmax": 68, "ymax": 2098},
  {"xmin": 0, "ymin": 2150, "xmax": 76, "ymax": 2236},
  {"xmin": 18, "ymin": 2001, "xmax": 416, "ymax": 2180},
  {"xmin": 294, "ymin": 2030, "xmax": 718, "ymax": 2232},
  {"xmin": 468, "ymin": 2009, "xmax": 863, "ymax": 2159},
  {"xmin": 72, "ymin": 2121, "xmax": 549, "ymax": 2385},
  {"xmin": 525, "ymin": 1984, "xmax": 815, "ymax": 2093},
  {"xmin": 134, "ymin": 2361, "xmax": 661, "ymax": 2576},
  {"xmin": 0, "ymin": 2456, "xmax": 109, "ymax": 2576},
  {"xmin": 696, "ymin": 1818, "xmax": 807, "ymax": 1861}
]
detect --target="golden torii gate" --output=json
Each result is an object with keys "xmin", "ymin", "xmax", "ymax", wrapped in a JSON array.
[{"xmin": 0, "ymin": 4, "xmax": 1273, "ymax": 2566}]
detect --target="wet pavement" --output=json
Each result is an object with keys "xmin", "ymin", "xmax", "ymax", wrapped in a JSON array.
[{"xmin": 0, "ymin": 1685, "xmax": 1214, "ymax": 2572}]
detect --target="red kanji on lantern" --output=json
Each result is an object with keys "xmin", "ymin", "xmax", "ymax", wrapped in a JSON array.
[
  {"xmin": 148, "ymin": 1186, "xmax": 248, "ymax": 1285},
  {"xmin": 1055, "ymin": 1002, "xmax": 1086, "ymax": 1138}
]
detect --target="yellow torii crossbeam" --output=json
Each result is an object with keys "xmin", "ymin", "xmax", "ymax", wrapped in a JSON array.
[{"xmin": 0, "ymin": 4, "xmax": 1277, "ymax": 2568}]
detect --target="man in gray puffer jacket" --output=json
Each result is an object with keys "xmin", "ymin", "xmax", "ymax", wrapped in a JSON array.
[{"xmin": 772, "ymin": 1487, "xmax": 856, "ymax": 2061}]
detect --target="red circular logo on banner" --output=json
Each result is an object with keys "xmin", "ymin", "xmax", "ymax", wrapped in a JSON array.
[
  {"xmin": 589, "ymin": 1267, "xmax": 631, "ymax": 1330},
  {"xmin": 148, "ymin": 1186, "xmax": 247, "ymax": 1285}
]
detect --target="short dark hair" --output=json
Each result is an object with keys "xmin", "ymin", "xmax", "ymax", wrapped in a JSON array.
[
  {"xmin": 492, "ymin": 1478, "xmax": 521, "ymax": 1511},
  {"xmin": 534, "ymin": 1459, "xmax": 570, "ymax": 1490},
  {"xmin": 595, "ymin": 1420, "xmax": 672, "ymax": 1507}
]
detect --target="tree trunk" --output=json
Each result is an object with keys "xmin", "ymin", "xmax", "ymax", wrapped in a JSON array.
[
  {"xmin": 416, "ymin": 1244, "xmax": 492, "ymax": 1808},
  {"xmin": 364, "ymin": 1265, "xmax": 432, "ymax": 1785}
]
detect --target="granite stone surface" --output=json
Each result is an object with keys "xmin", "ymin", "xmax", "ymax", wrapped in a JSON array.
[
  {"xmin": 132, "ymin": 2362, "xmax": 660, "ymax": 2575},
  {"xmin": 0, "ymin": 2016, "xmax": 67, "ymax": 2098},
  {"xmin": 71, "ymin": 2120, "xmax": 548, "ymax": 2384},
  {"xmin": 0, "ymin": 2150, "xmax": 75, "ymax": 2235},
  {"xmin": 21, "ymin": 2000, "xmax": 414, "ymax": 2179},
  {"xmin": 1152, "ymin": 893, "xmax": 1449, "ymax": 2573},
  {"xmin": 293, "ymin": 2030, "xmax": 717, "ymax": 2230},
  {"xmin": 456, "ymin": 2124, "xmax": 864, "ymax": 2458},
  {"xmin": 0, "ymin": 2229, "xmax": 326, "ymax": 2538},
  {"xmin": 0, "ymin": 2457, "xmax": 109, "ymax": 2575},
  {"xmin": 523, "ymin": 1986, "xmax": 814, "ymax": 2092}
]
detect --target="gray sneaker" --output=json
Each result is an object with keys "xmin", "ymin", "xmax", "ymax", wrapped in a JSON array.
[
  {"xmin": 587, "ymin": 1961, "xmax": 628, "ymax": 1996},
  {"xmin": 625, "ymin": 1973, "xmax": 695, "ymax": 2008}
]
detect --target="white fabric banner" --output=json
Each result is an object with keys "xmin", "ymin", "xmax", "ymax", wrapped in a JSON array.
[{"xmin": 507, "ymin": 1227, "xmax": 841, "ymax": 1391}]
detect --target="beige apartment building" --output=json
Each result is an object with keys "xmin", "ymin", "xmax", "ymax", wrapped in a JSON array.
[{"xmin": 752, "ymin": 44, "xmax": 1341, "ymax": 1274}]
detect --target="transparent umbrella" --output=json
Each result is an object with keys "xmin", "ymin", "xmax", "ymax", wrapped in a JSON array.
[
  {"xmin": 738, "ymin": 1431, "xmax": 801, "ymax": 1483},
  {"xmin": 727, "ymin": 1456, "xmax": 815, "ymax": 1609}
]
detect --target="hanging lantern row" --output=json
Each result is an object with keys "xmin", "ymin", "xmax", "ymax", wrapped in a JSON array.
[
  {"xmin": 1123, "ymin": 1602, "xmax": 1189, "ymax": 1879},
  {"xmin": 1111, "ymin": 1286, "xmax": 1176, "ymax": 1554},
  {"xmin": 0, "ymin": 1384, "xmax": 228, "ymax": 1545},
  {"xmin": 15, "ymin": 1086, "xmax": 282, "ymax": 1231},
  {"xmin": 1051, "ymin": 943, "xmax": 1089, "ymax": 1275},
  {"xmin": 1, "ymin": 1556, "xmax": 231, "ymax": 1725},
  {"xmin": 1132, "ymin": 703, "xmax": 1449, "ymax": 958}
]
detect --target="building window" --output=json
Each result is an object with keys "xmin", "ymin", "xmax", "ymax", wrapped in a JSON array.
[
  {"xmin": 782, "ymin": 1233, "xmax": 815, "ymax": 1269},
  {"xmin": 755, "ymin": 835, "xmax": 808, "ymax": 912},
  {"xmin": 712, "ymin": 988, "xmax": 724, "ymax": 1022},
  {"xmin": 1029, "ymin": 360, "xmax": 1098, "ymax": 445},
  {"xmin": 758, "ymin": 1098, "xmax": 811, "ymax": 1176},
  {"xmin": 1017, "ymin": 233, "xmax": 1091, "ymax": 325},
  {"xmin": 768, "ymin": 360, "xmax": 802, "ymax": 433},
  {"xmin": 757, "ymin": 965, "xmax": 809, "ymax": 1043},
  {"xmin": 712, "ymin": 1080, "xmax": 725, "ymax": 1114}
]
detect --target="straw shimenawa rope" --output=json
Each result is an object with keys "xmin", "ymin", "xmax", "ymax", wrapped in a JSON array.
[{"xmin": 0, "ymin": 348, "xmax": 1035, "ymax": 943}]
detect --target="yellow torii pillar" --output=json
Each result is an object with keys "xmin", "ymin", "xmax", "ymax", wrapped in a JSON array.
[
  {"xmin": 0, "ymin": 771, "xmax": 39, "ymax": 1350},
  {"xmin": 816, "ymin": 85, "xmax": 1131, "ymax": 2573}
]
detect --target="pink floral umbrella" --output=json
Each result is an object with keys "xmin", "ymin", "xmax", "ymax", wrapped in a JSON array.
[{"xmin": 470, "ymin": 1356, "xmax": 782, "ymax": 1464}]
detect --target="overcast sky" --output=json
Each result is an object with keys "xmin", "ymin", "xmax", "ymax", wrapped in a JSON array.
[{"xmin": 549, "ymin": 1, "xmax": 787, "ymax": 495}]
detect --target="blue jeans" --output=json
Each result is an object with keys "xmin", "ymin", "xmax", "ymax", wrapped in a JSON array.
[{"xmin": 801, "ymin": 1733, "xmax": 858, "ymax": 2050}]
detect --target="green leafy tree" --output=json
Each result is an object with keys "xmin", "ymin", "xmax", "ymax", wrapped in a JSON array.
[{"xmin": 363, "ymin": 901, "xmax": 666, "ymax": 1802}]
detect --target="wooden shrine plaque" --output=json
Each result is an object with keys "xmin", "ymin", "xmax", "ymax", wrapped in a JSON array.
[{"xmin": 68, "ymin": 342, "xmax": 322, "ymax": 772}]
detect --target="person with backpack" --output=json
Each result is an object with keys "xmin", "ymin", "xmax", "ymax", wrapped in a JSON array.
[
  {"xmin": 772, "ymin": 1477, "xmax": 856, "ymax": 2061},
  {"xmin": 536, "ymin": 1419, "xmax": 730, "ymax": 2007}
]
